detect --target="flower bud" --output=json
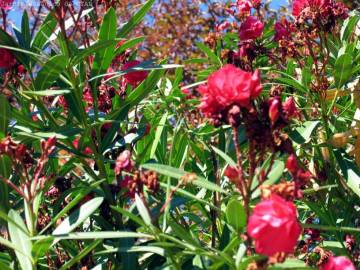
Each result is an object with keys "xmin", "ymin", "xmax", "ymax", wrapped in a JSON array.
[
  {"xmin": 282, "ymin": 96, "xmax": 298, "ymax": 118},
  {"xmin": 286, "ymin": 154, "xmax": 299, "ymax": 174},
  {"xmin": 269, "ymin": 98, "xmax": 280, "ymax": 125}
]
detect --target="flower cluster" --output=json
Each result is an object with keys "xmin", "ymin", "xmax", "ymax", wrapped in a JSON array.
[
  {"xmin": 293, "ymin": 0, "xmax": 348, "ymax": 31},
  {"xmin": 0, "ymin": 136, "xmax": 56, "ymax": 201},
  {"xmin": 115, "ymin": 150, "xmax": 159, "ymax": 198},
  {"xmin": 198, "ymin": 64, "xmax": 262, "ymax": 126}
]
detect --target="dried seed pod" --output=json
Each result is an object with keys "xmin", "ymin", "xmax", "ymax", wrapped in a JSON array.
[{"xmin": 328, "ymin": 131, "xmax": 351, "ymax": 148}]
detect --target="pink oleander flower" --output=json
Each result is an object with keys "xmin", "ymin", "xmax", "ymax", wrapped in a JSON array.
[
  {"xmin": 236, "ymin": 0, "xmax": 252, "ymax": 15},
  {"xmin": 122, "ymin": 60, "xmax": 148, "ymax": 88},
  {"xmin": 239, "ymin": 16, "xmax": 264, "ymax": 40},
  {"xmin": 115, "ymin": 150, "xmax": 134, "ymax": 175},
  {"xmin": 248, "ymin": 194, "xmax": 302, "ymax": 256},
  {"xmin": 0, "ymin": 48, "xmax": 15, "ymax": 69},
  {"xmin": 0, "ymin": 0, "xmax": 14, "ymax": 10},
  {"xmin": 274, "ymin": 19, "xmax": 293, "ymax": 41},
  {"xmin": 321, "ymin": 256, "xmax": 356, "ymax": 270},
  {"xmin": 292, "ymin": 0, "xmax": 331, "ymax": 17},
  {"xmin": 198, "ymin": 64, "xmax": 262, "ymax": 118}
]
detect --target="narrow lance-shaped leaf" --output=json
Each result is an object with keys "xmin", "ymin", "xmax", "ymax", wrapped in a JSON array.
[
  {"xmin": 141, "ymin": 163, "xmax": 226, "ymax": 194},
  {"xmin": 334, "ymin": 53, "xmax": 352, "ymax": 88},
  {"xmin": 34, "ymin": 55, "xmax": 68, "ymax": 91},
  {"xmin": 52, "ymin": 197, "xmax": 104, "ymax": 235},
  {"xmin": 8, "ymin": 210, "xmax": 33, "ymax": 270},
  {"xmin": 90, "ymin": 7, "xmax": 117, "ymax": 88}
]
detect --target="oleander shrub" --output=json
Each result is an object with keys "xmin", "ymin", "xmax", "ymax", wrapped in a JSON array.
[{"xmin": 0, "ymin": 0, "xmax": 360, "ymax": 269}]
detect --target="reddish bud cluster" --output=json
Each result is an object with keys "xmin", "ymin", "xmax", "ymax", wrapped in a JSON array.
[
  {"xmin": 268, "ymin": 97, "xmax": 299, "ymax": 126},
  {"xmin": 115, "ymin": 151, "xmax": 159, "ymax": 198},
  {"xmin": 0, "ymin": 48, "xmax": 16, "ymax": 69},
  {"xmin": 0, "ymin": 136, "xmax": 32, "ymax": 165}
]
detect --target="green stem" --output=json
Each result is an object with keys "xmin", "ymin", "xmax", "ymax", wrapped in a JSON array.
[{"xmin": 302, "ymin": 223, "xmax": 360, "ymax": 233}]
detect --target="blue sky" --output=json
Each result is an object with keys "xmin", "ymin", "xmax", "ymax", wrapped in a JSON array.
[{"xmin": 6, "ymin": 0, "xmax": 288, "ymax": 27}]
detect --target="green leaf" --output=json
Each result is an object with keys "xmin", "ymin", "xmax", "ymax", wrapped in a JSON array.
[
  {"xmin": 59, "ymin": 239, "xmax": 102, "ymax": 270},
  {"xmin": 110, "ymin": 206, "xmax": 146, "ymax": 227},
  {"xmin": 134, "ymin": 193, "xmax": 152, "ymax": 226},
  {"xmin": 71, "ymin": 40, "xmax": 118, "ymax": 65},
  {"xmin": 32, "ymin": 237, "xmax": 54, "ymax": 261},
  {"xmin": 340, "ymin": 15, "xmax": 360, "ymax": 42},
  {"xmin": 226, "ymin": 199, "xmax": 246, "ymax": 231},
  {"xmin": 114, "ymin": 36, "xmax": 145, "ymax": 55},
  {"xmin": 23, "ymin": 89, "xmax": 71, "ymax": 96},
  {"xmin": 52, "ymin": 197, "xmax": 104, "ymax": 235},
  {"xmin": 0, "ymin": 95, "xmax": 10, "ymax": 139},
  {"xmin": 33, "ymin": 231, "xmax": 153, "ymax": 241},
  {"xmin": 0, "ymin": 156, "xmax": 10, "ymax": 215},
  {"xmin": 196, "ymin": 42, "xmax": 222, "ymax": 67},
  {"xmin": 39, "ymin": 180, "xmax": 106, "ymax": 234},
  {"xmin": 211, "ymin": 146, "xmax": 237, "ymax": 167},
  {"xmin": 8, "ymin": 210, "xmax": 33, "ymax": 270},
  {"xmin": 334, "ymin": 150, "xmax": 360, "ymax": 198},
  {"xmin": 31, "ymin": 13, "xmax": 57, "ymax": 51},
  {"xmin": 117, "ymin": 0, "xmax": 155, "ymax": 38},
  {"xmin": 150, "ymin": 112, "xmax": 168, "ymax": 159},
  {"xmin": 101, "ymin": 67, "xmax": 164, "ymax": 152},
  {"xmin": 272, "ymin": 70, "xmax": 307, "ymax": 93},
  {"xmin": 91, "ymin": 8, "xmax": 117, "ymax": 87},
  {"xmin": 334, "ymin": 53, "xmax": 352, "ymax": 88},
  {"xmin": 289, "ymin": 121, "xmax": 320, "ymax": 144},
  {"xmin": 34, "ymin": 55, "xmax": 68, "ymax": 90},
  {"xmin": 141, "ymin": 163, "xmax": 226, "ymax": 193},
  {"xmin": 21, "ymin": 11, "xmax": 31, "ymax": 49}
]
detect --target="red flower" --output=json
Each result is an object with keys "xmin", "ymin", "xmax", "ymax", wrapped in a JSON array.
[
  {"xmin": 321, "ymin": 256, "xmax": 355, "ymax": 270},
  {"xmin": 0, "ymin": 0, "xmax": 14, "ymax": 10},
  {"xmin": 0, "ymin": 48, "xmax": 15, "ymax": 69},
  {"xmin": 115, "ymin": 150, "xmax": 134, "ymax": 175},
  {"xmin": 274, "ymin": 19, "xmax": 292, "ymax": 41},
  {"xmin": 225, "ymin": 166, "xmax": 240, "ymax": 180},
  {"xmin": 198, "ymin": 64, "xmax": 262, "ymax": 118},
  {"xmin": 236, "ymin": 0, "xmax": 252, "ymax": 15},
  {"xmin": 239, "ymin": 16, "xmax": 264, "ymax": 41},
  {"xmin": 248, "ymin": 194, "xmax": 302, "ymax": 256},
  {"xmin": 122, "ymin": 60, "xmax": 148, "ymax": 88},
  {"xmin": 292, "ymin": 0, "xmax": 330, "ymax": 17}
]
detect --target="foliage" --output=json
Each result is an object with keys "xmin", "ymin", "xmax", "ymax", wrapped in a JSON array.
[{"xmin": 0, "ymin": 0, "xmax": 359, "ymax": 269}]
